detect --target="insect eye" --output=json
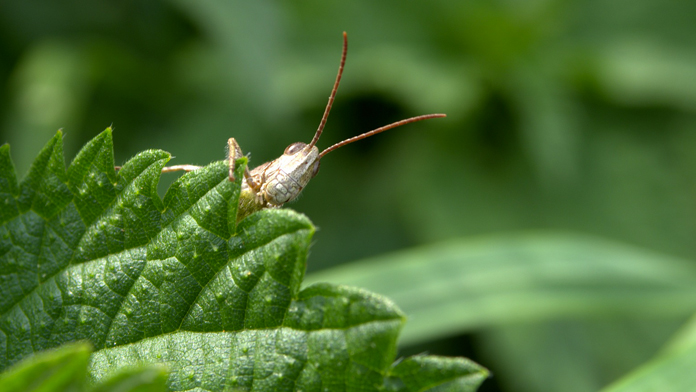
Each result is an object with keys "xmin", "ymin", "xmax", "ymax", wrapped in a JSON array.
[
  {"xmin": 284, "ymin": 142, "xmax": 306, "ymax": 155},
  {"xmin": 311, "ymin": 160, "xmax": 320, "ymax": 177}
]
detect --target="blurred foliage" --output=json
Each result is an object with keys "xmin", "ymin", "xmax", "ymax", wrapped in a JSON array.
[
  {"xmin": 0, "ymin": 342, "xmax": 168, "ymax": 392},
  {"xmin": 2, "ymin": 0, "xmax": 696, "ymax": 391},
  {"xmin": 307, "ymin": 233, "xmax": 696, "ymax": 391}
]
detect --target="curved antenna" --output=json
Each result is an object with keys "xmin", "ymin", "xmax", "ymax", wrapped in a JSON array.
[
  {"xmin": 319, "ymin": 113, "xmax": 446, "ymax": 157},
  {"xmin": 308, "ymin": 31, "xmax": 348, "ymax": 149}
]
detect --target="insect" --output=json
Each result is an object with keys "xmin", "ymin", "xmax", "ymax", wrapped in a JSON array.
[{"xmin": 159, "ymin": 32, "xmax": 445, "ymax": 221}]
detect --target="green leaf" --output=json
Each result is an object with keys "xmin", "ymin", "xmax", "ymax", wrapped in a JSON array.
[
  {"xmin": 0, "ymin": 341, "xmax": 168, "ymax": 392},
  {"xmin": 386, "ymin": 355, "xmax": 489, "ymax": 392},
  {"xmin": 599, "ymin": 315, "xmax": 696, "ymax": 392},
  {"xmin": 305, "ymin": 233, "xmax": 696, "ymax": 346},
  {"xmin": 599, "ymin": 345, "xmax": 696, "ymax": 392},
  {"xmin": 90, "ymin": 365, "xmax": 168, "ymax": 392},
  {"xmin": 0, "ymin": 130, "xmax": 487, "ymax": 391},
  {"xmin": 0, "ymin": 341, "xmax": 91, "ymax": 391},
  {"xmin": 0, "ymin": 144, "xmax": 20, "ymax": 224}
]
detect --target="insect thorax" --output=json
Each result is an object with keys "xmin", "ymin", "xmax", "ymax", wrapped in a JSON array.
[{"xmin": 242, "ymin": 145, "xmax": 320, "ymax": 209}]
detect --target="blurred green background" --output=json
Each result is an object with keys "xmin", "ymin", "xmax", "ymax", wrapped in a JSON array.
[{"xmin": 2, "ymin": 0, "xmax": 696, "ymax": 391}]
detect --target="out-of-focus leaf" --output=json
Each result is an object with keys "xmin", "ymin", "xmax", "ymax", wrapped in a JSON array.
[
  {"xmin": 599, "ymin": 314, "xmax": 696, "ymax": 392},
  {"xmin": 305, "ymin": 233, "xmax": 696, "ymax": 345},
  {"xmin": 662, "ymin": 314, "xmax": 696, "ymax": 356},
  {"xmin": 594, "ymin": 41, "xmax": 696, "ymax": 111},
  {"xmin": 0, "ymin": 342, "xmax": 91, "ymax": 392},
  {"xmin": 0, "ymin": 341, "xmax": 168, "ymax": 392},
  {"xmin": 3, "ymin": 40, "xmax": 90, "ymax": 173},
  {"xmin": 602, "ymin": 346, "xmax": 696, "ymax": 392},
  {"xmin": 90, "ymin": 365, "xmax": 169, "ymax": 392},
  {"xmin": 385, "ymin": 355, "xmax": 489, "ymax": 392},
  {"xmin": 478, "ymin": 318, "xmax": 683, "ymax": 392}
]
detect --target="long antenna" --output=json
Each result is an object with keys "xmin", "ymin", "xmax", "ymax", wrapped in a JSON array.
[
  {"xmin": 308, "ymin": 31, "xmax": 348, "ymax": 149},
  {"xmin": 320, "ymin": 113, "xmax": 446, "ymax": 157}
]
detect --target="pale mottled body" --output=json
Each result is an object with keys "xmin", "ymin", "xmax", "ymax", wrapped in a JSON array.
[{"xmin": 235, "ymin": 140, "xmax": 320, "ymax": 221}]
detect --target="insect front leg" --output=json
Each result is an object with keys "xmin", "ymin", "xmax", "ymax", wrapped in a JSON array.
[
  {"xmin": 161, "ymin": 165, "xmax": 203, "ymax": 173},
  {"xmin": 227, "ymin": 137, "xmax": 260, "ymax": 190},
  {"xmin": 115, "ymin": 164, "xmax": 203, "ymax": 173}
]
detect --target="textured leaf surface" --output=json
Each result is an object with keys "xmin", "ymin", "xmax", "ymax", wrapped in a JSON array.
[{"xmin": 0, "ymin": 131, "xmax": 487, "ymax": 391}]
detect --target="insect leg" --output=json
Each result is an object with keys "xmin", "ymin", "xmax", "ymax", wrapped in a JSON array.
[
  {"xmin": 227, "ymin": 138, "xmax": 260, "ymax": 190},
  {"xmin": 161, "ymin": 165, "xmax": 203, "ymax": 173},
  {"xmin": 114, "ymin": 165, "xmax": 202, "ymax": 173}
]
